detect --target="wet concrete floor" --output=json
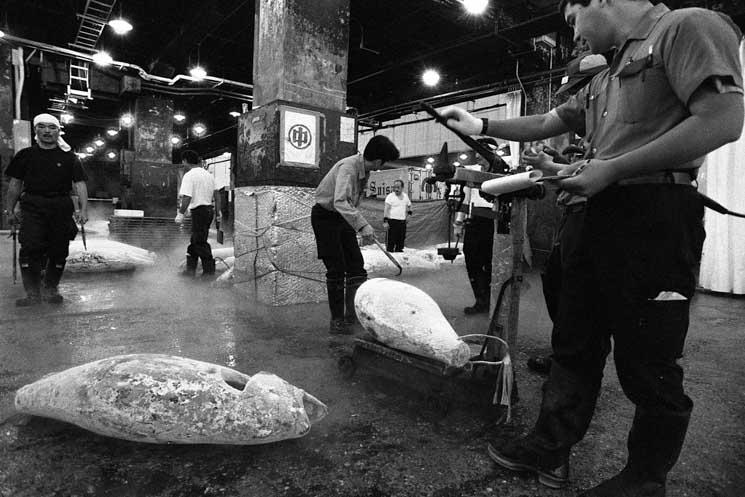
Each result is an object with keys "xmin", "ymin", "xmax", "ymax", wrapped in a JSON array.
[{"xmin": 0, "ymin": 234, "xmax": 743, "ymax": 497}]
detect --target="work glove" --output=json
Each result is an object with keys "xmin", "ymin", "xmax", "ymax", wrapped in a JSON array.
[{"xmin": 174, "ymin": 212, "xmax": 185, "ymax": 224}]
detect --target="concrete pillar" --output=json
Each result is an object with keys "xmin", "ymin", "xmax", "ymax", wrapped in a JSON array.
[
  {"xmin": 234, "ymin": 0, "xmax": 358, "ymax": 305},
  {"xmin": 0, "ymin": 46, "xmax": 16, "ymax": 229},
  {"xmin": 129, "ymin": 96, "xmax": 176, "ymax": 217}
]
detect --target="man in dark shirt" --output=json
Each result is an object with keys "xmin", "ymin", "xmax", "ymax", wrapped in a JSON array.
[
  {"xmin": 311, "ymin": 135, "xmax": 400, "ymax": 335},
  {"xmin": 4, "ymin": 113, "xmax": 89, "ymax": 306},
  {"xmin": 441, "ymin": 1, "xmax": 743, "ymax": 494}
]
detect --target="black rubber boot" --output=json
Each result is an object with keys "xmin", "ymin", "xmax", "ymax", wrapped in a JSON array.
[
  {"xmin": 487, "ymin": 434, "xmax": 569, "ymax": 489},
  {"xmin": 43, "ymin": 260, "xmax": 66, "ymax": 304},
  {"xmin": 326, "ymin": 278, "xmax": 350, "ymax": 335},
  {"xmin": 464, "ymin": 300, "xmax": 489, "ymax": 314},
  {"xmin": 181, "ymin": 255, "xmax": 198, "ymax": 278},
  {"xmin": 201, "ymin": 258, "xmax": 216, "ymax": 278},
  {"xmin": 579, "ymin": 403, "xmax": 692, "ymax": 497},
  {"xmin": 344, "ymin": 275, "xmax": 367, "ymax": 325},
  {"xmin": 17, "ymin": 260, "xmax": 42, "ymax": 307}
]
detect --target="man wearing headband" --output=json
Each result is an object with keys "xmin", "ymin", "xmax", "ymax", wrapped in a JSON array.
[{"xmin": 4, "ymin": 113, "xmax": 88, "ymax": 306}]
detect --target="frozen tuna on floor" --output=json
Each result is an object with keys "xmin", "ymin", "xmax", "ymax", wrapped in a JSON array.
[
  {"xmin": 14, "ymin": 354, "xmax": 327, "ymax": 444},
  {"xmin": 66, "ymin": 240, "xmax": 157, "ymax": 273},
  {"xmin": 354, "ymin": 278, "xmax": 471, "ymax": 367}
]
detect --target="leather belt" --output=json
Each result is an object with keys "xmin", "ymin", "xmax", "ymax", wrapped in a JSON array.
[{"xmin": 616, "ymin": 170, "xmax": 695, "ymax": 186}]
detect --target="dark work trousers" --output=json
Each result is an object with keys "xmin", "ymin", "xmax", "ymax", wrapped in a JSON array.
[
  {"xmin": 533, "ymin": 185, "xmax": 704, "ymax": 456},
  {"xmin": 463, "ymin": 215, "xmax": 495, "ymax": 307},
  {"xmin": 541, "ymin": 203, "xmax": 586, "ymax": 323},
  {"xmin": 311, "ymin": 204, "xmax": 367, "ymax": 321},
  {"xmin": 187, "ymin": 205, "xmax": 215, "ymax": 268},
  {"xmin": 18, "ymin": 194, "xmax": 77, "ymax": 294},
  {"xmin": 386, "ymin": 219, "xmax": 407, "ymax": 252}
]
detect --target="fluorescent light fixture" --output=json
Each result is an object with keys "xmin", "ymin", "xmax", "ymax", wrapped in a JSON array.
[
  {"xmin": 92, "ymin": 51, "xmax": 113, "ymax": 66},
  {"xmin": 170, "ymin": 135, "xmax": 182, "ymax": 146},
  {"xmin": 108, "ymin": 18, "xmax": 133, "ymax": 35},
  {"xmin": 189, "ymin": 66, "xmax": 207, "ymax": 80},
  {"xmin": 229, "ymin": 111, "xmax": 241, "ymax": 118},
  {"xmin": 60, "ymin": 113, "xmax": 74, "ymax": 124},
  {"xmin": 173, "ymin": 112, "xmax": 186, "ymax": 123},
  {"xmin": 192, "ymin": 123, "xmax": 207, "ymax": 137},
  {"xmin": 106, "ymin": 128, "xmax": 119, "ymax": 137},
  {"xmin": 120, "ymin": 113, "xmax": 134, "ymax": 127},
  {"xmin": 422, "ymin": 69, "xmax": 440, "ymax": 87},
  {"xmin": 462, "ymin": 0, "xmax": 489, "ymax": 15},
  {"xmin": 94, "ymin": 138, "xmax": 105, "ymax": 147}
]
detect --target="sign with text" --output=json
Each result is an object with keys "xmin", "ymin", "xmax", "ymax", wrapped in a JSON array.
[{"xmin": 280, "ymin": 107, "xmax": 320, "ymax": 168}]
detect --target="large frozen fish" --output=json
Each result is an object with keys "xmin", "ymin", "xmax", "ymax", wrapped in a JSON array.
[
  {"xmin": 66, "ymin": 240, "xmax": 157, "ymax": 273},
  {"xmin": 14, "ymin": 354, "xmax": 327, "ymax": 445},
  {"xmin": 354, "ymin": 278, "xmax": 471, "ymax": 367}
]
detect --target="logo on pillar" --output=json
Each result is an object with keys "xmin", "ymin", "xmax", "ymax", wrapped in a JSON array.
[{"xmin": 288, "ymin": 124, "xmax": 312, "ymax": 150}]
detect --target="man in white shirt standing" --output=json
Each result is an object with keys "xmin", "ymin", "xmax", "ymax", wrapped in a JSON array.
[
  {"xmin": 175, "ymin": 150, "xmax": 221, "ymax": 278},
  {"xmin": 382, "ymin": 179, "xmax": 412, "ymax": 252}
]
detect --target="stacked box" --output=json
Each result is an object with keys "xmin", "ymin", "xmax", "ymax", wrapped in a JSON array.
[{"xmin": 233, "ymin": 186, "xmax": 326, "ymax": 306}]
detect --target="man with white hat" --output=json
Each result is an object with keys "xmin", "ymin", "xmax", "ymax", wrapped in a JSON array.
[{"xmin": 3, "ymin": 113, "xmax": 88, "ymax": 306}]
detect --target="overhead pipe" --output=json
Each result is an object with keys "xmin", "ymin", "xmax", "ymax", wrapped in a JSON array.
[{"xmin": 0, "ymin": 33, "xmax": 254, "ymax": 93}]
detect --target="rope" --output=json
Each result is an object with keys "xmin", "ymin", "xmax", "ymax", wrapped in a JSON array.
[{"xmin": 459, "ymin": 334, "xmax": 513, "ymax": 422}]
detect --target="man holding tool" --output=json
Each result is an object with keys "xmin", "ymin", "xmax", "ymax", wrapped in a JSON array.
[
  {"xmin": 4, "ymin": 113, "xmax": 88, "ymax": 306},
  {"xmin": 441, "ymin": 0, "xmax": 743, "ymax": 494},
  {"xmin": 311, "ymin": 135, "xmax": 400, "ymax": 335}
]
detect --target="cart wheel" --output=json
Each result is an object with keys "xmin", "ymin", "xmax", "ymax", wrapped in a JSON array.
[
  {"xmin": 425, "ymin": 395, "xmax": 450, "ymax": 419},
  {"xmin": 337, "ymin": 355, "xmax": 356, "ymax": 378}
]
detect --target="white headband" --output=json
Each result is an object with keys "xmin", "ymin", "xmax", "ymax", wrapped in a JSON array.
[{"xmin": 33, "ymin": 113, "xmax": 71, "ymax": 152}]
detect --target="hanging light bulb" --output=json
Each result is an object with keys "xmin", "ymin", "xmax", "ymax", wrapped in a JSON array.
[
  {"xmin": 170, "ymin": 135, "xmax": 183, "ymax": 146},
  {"xmin": 173, "ymin": 112, "xmax": 186, "ymax": 123},
  {"xmin": 120, "ymin": 113, "xmax": 134, "ymax": 128},
  {"xmin": 108, "ymin": 18, "xmax": 133, "ymax": 35},
  {"xmin": 422, "ymin": 69, "xmax": 441, "ymax": 87},
  {"xmin": 229, "ymin": 111, "xmax": 241, "ymax": 118},
  {"xmin": 189, "ymin": 66, "xmax": 207, "ymax": 81},
  {"xmin": 94, "ymin": 137, "xmax": 105, "ymax": 148},
  {"xmin": 462, "ymin": 0, "xmax": 489, "ymax": 15},
  {"xmin": 106, "ymin": 151, "xmax": 117, "ymax": 160},
  {"xmin": 85, "ymin": 146, "xmax": 94, "ymax": 154},
  {"xmin": 60, "ymin": 112, "xmax": 74, "ymax": 124},
  {"xmin": 192, "ymin": 123, "xmax": 207, "ymax": 137},
  {"xmin": 106, "ymin": 128, "xmax": 119, "ymax": 137},
  {"xmin": 92, "ymin": 51, "xmax": 113, "ymax": 66}
]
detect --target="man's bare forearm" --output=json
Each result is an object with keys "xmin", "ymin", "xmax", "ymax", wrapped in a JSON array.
[{"xmin": 5, "ymin": 178, "xmax": 22, "ymax": 212}]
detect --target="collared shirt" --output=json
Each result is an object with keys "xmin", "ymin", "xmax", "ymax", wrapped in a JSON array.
[
  {"xmin": 315, "ymin": 153, "xmax": 369, "ymax": 231},
  {"xmin": 179, "ymin": 167, "xmax": 216, "ymax": 210},
  {"xmin": 555, "ymin": 4, "xmax": 743, "ymax": 172}
]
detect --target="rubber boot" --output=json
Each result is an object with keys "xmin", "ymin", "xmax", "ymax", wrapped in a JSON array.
[
  {"xmin": 344, "ymin": 275, "xmax": 367, "ymax": 326},
  {"xmin": 17, "ymin": 260, "xmax": 42, "ymax": 307},
  {"xmin": 579, "ymin": 403, "xmax": 692, "ymax": 497},
  {"xmin": 181, "ymin": 255, "xmax": 198, "ymax": 278},
  {"xmin": 43, "ymin": 260, "xmax": 66, "ymax": 304},
  {"xmin": 326, "ymin": 278, "xmax": 349, "ymax": 335},
  {"xmin": 201, "ymin": 258, "xmax": 216, "ymax": 278}
]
